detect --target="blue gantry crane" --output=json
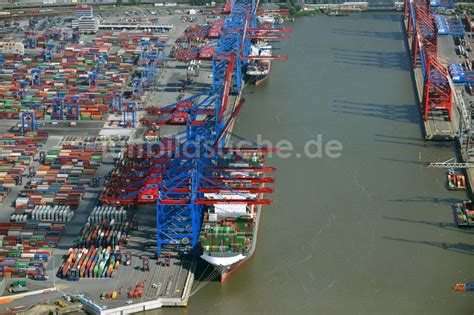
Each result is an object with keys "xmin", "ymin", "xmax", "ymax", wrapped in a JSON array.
[
  {"xmin": 16, "ymin": 80, "xmax": 29, "ymax": 100},
  {"xmin": 132, "ymin": 77, "xmax": 143, "ymax": 98},
  {"xmin": 110, "ymin": 89, "xmax": 123, "ymax": 113},
  {"xmin": 31, "ymin": 69, "xmax": 42, "ymax": 86},
  {"xmin": 88, "ymin": 72, "xmax": 97, "ymax": 88},
  {"xmin": 139, "ymin": 39, "xmax": 162, "ymax": 88},
  {"xmin": 141, "ymin": 53, "xmax": 158, "ymax": 87},
  {"xmin": 52, "ymin": 96, "xmax": 80, "ymax": 120},
  {"xmin": 152, "ymin": 0, "xmax": 285, "ymax": 256},
  {"xmin": 102, "ymin": 0, "xmax": 287, "ymax": 257},
  {"xmin": 20, "ymin": 112, "xmax": 37, "ymax": 135},
  {"xmin": 122, "ymin": 101, "xmax": 137, "ymax": 128},
  {"xmin": 26, "ymin": 31, "xmax": 37, "ymax": 49}
]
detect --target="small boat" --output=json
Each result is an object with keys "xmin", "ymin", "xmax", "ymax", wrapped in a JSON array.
[
  {"xmin": 453, "ymin": 282, "xmax": 474, "ymax": 292},
  {"xmin": 326, "ymin": 10, "xmax": 349, "ymax": 17},
  {"xmin": 447, "ymin": 169, "xmax": 466, "ymax": 190},
  {"xmin": 454, "ymin": 200, "xmax": 474, "ymax": 227}
]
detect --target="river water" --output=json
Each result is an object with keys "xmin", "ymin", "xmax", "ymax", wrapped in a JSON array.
[{"xmin": 155, "ymin": 13, "xmax": 474, "ymax": 315}]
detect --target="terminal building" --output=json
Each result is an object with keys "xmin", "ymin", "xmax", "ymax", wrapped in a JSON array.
[{"xmin": 72, "ymin": 5, "xmax": 99, "ymax": 34}]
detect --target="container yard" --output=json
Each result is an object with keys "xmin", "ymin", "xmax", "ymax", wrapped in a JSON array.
[{"xmin": 0, "ymin": 1, "xmax": 287, "ymax": 313}]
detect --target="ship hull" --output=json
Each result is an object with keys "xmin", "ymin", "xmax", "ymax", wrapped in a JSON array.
[
  {"xmin": 219, "ymin": 256, "xmax": 250, "ymax": 283},
  {"xmin": 245, "ymin": 73, "xmax": 269, "ymax": 85},
  {"xmin": 255, "ymin": 74, "xmax": 269, "ymax": 86},
  {"xmin": 246, "ymin": 62, "xmax": 271, "ymax": 85},
  {"xmin": 211, "ymin": 206, "xmax": 261, "ymax": 283}
]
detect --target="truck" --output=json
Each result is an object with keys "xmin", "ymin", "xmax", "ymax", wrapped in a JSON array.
[
  {"xmin": 11, "ymin": 280, "xmax": 27, "ymax": 287},
  {"xmin": 8, "ymin": 280, "xmax": 29, "ymax": 293},
  {"xmin": 61, "ymin": 293, "xmax": 72, "ymax": 302},
  {"xmin": 56, "ymin": 300, "xmax": 68, "ymax": 308},
  {"xmin": 31, "ymin": 274, "xmax": 49, "ymax": 281}
]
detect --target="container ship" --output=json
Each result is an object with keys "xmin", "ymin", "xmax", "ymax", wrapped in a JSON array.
[
  {"xmin": 199, "ymin": 152, "xmax": 266, "ymax": 282},
  {"xmin": 245, "ymin": 41, "xmax": 272, "ymax": 85},
  {"xmin": 257, "ymin": 14, "xmax": 283, "ymax": 26}
]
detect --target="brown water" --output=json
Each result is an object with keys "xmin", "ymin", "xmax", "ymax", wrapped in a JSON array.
[{"xmin": 154, "ymin": 13, "xmax": 474, "ymax": 315}]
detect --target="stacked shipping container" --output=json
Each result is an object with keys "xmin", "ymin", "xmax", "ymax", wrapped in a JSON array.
[
  {"xmin": 200, "ymin": 216, "xmax": 253, "ymax": 254},
  {"xmin": 0, "ymin": 222, "xmax": 64, "ymax": 249},
  {"xmin": 11, "ymin": 205, "xmax": 74, "ymax": 223},
  {"xmin": 58, "ymin": 220, "xmax": 130, "ymax": 280},
  {"xmin": 87, "ymin": 206, "xmax": 127, "ymax": 223},
  {"xmin": 76, "ymin": 221, "xmax": 129, "ymax": 249},
  {"xmin": 58, "ymin": 246, "xmax": 121, "ymax": 279},
  {"xmin": 15, "ymin": 143, "xmax": 103, "ymax": 210},
  {"xmin": 0, "ymin": 31, "xmax": 167, "ymax": 121},
  {"xmin": 0, "ymin": 131, "xmax": 48, "ymax": 202},
  {"xmin": 0, "ymin": 248, "xmax": 51, "ymax": 279}
]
